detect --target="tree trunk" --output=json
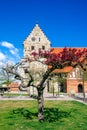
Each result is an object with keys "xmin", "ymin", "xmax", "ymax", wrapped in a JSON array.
[
  {"xmin": 82, "ymin": 71, "xmax": 85, "ymax": 101},
  {"xmin": 37, "ymin": 88, "xmax": 44, "ymax": 121},
  {"xmin": 83, "ymin": 77, "xmax": 85, "ymax": 101}
]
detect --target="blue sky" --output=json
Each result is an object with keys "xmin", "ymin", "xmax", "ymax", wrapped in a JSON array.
[{"xmin": 0, "ymin": 0, "xmax": 87, "ymax": 66}]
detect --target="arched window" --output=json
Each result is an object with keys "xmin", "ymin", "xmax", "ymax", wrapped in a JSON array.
[
  {"xmin": 78, "ymin": 84, "xmax": 83, "ymax": 93},
  {"xmin": 76, "ymin": 67, "xmax": 82, "ymax": 78}
]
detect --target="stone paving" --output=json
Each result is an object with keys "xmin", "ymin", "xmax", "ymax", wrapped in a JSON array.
[{"xmin": 0, "ymin": 92, "xmax": 87, "ymax": 105}]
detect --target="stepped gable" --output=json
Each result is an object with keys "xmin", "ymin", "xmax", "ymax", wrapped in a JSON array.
[
  {"xmin": 24, "ymin": 24, "xmax": 50, "ymax": 44},
  {"xmin": 23, "ymin": 24, "xmax": 51, "ymax": 57}
]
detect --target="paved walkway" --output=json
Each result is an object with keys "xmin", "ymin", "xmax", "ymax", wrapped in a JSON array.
[{"xmin": 0, "ymin": 93, "xmax": 87, "ymax": 105}]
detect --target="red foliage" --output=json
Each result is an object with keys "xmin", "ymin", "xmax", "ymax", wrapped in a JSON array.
[
  {"xmin": 32, "ymin": 52, "xmax": 38, "ymax": 57},
  {"xmin": 31, "ymin": 47, "xmax": 87, "ymax": 69}
]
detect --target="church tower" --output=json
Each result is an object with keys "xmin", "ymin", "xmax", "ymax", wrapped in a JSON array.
[
  {"xmin": 23, "ymin": 24, "xmax": 51, "ymax": 58},
  {"xmin": 21, "ymin": 24, "xmax": 51, "ymax": 94}
]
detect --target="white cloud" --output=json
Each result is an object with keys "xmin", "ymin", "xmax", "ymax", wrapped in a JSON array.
[
  {"xmin": 0, "ymin": 41, "xmax": 14, "ymax": 49},
  {"xmin": 0, "ymin": 52, "xmax": 6, "ymax": 61},
  {"xmin": 10, "ymin": 49, "xmax": 18, "ymax": 55},
  {"xmin": 10, "ymin": 50, "xmax": 16, "ymax": 55},
  {"xmin": 0, "ymin": 41, "xmax": 19, "ymax": 57},
  {"xmin": 0, "ymin": 41, "xmax": 21, "ymax": 68},
  {"xmin": 0, "ymin": 62, "xmax": 5, "ymax": 67}
]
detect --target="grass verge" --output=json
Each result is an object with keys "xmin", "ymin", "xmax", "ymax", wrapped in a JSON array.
[{"xmin": 0, "ymin": 100, "xmax": 87, "ymax": 130}]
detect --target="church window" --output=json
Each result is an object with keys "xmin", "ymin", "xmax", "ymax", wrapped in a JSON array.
[
  {"xmin": 39, "ymin": 37, "xmax": 40, "ymax": 42},
  {"xmin": 76, "ymin": 67, "xmax": 82, "ymax": 78},
  {"xmin": 70, "ymin": 74, "xmax": 72, "ymax": 78},
  {"xmin": 42, "ymin": 46, "xmax": 45, "ymax": 50},
  {"xmin": 31, "ymin": 46, "xmax": 34, "ymax": 50},
  {"xmin": 72, "ymin": 72, "xmax": 75, "ymax": 78},
  {"xmin": 31, "ymin": 37, "xmax": 35, "ymax": 41}
]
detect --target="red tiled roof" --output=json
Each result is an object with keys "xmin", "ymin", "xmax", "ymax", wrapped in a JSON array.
[
  {"xmin": 52, "ymin": 66, "xmax": 73, "ymax": 73},
  {"xmin": 50, "ymin": 48, "xmax": 63, "ymax": 54},
  {"xmin": 51, "ymin": 47, "xmax": 85, "ymax": 54}
]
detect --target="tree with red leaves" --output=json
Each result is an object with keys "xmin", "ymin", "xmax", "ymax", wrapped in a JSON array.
[{"xmin": 4, "ymin": 47, "xmax": 87, "ymax": 121}]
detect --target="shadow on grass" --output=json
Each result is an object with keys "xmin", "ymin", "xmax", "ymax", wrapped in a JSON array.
[
  {"xmin": 9, "ymin": 108, "xmax": 71, "ymax": 122},
  {"xmin": 44, "ymin": 108, "xmax": 71, "ymax": 122}
]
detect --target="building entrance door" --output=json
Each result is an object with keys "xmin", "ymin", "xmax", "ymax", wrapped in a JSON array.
[{"xmin": 78, "ymin": 84, "xmax": 83, "ymax": 93}]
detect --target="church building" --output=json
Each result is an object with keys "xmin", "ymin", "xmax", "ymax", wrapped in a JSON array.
[{"xmin": 21, "ymin": 24, "xmax": 87, "ymax": 94}]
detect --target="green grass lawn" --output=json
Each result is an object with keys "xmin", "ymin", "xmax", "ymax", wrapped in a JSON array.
[
  {"xmin": 4, "ymin": 92, "xmax": 29, "ymax": 97},
  {"xmin": 0, "ymin": 100, "xmax": 87, "ymax": 130}
]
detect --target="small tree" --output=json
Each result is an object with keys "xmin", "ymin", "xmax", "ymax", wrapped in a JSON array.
[
  {"xmin": 4, "ymin": 47, "xmax": 87, "ymax": 121},
  {"xmin": 0, "ymin": 62, "xmax": 15, "ymax": 87}
]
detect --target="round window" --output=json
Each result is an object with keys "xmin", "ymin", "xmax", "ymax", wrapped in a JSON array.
[{"xmin": 31, "ymin": 37, "xmax": 35, "ymax": 41}]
